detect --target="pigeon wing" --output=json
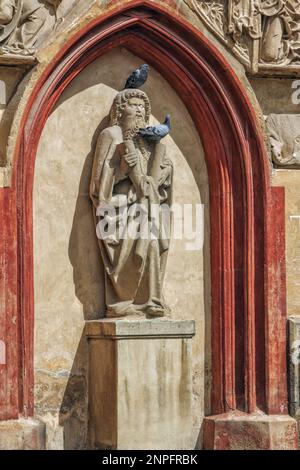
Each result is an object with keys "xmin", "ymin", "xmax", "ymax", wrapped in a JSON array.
[
  {"xmin": 125, "ymin": 69, "xmax": 139, "ymax": 89},
  {"xmin": 153, "ymin": 124, "xmax": 169, "ymax": 137},
  {"xmin": 139, "ymin": 126, "xmax": 157, "ymax": 136}
]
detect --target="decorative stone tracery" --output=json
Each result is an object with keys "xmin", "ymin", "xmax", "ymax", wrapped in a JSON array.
[
  {"xmin": 0, "ymin": 0, "xmax": 62, "ymax": 61},
  {"xmin": 187, "ymin": 0, "xmax": 300, "ymax": 73}
]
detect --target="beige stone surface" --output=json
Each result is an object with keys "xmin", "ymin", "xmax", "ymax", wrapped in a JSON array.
[
  {"xmin": 0, "ymin": 419, "xmax": 45, "ymax": 450},
  {"xmin": 0, "ymin": 66, "xmax": 26, "ymax": 167},
  {"xmin": 250, "ymin": 79, "xmax": 300, "ymax": 115},
  {"xmin": 87, "ymin": 319, "xmax": 195, "ymax": 450},
  {"xmin": 272, "ymin": 170, "xmax": 300, "ymax": 317},
  {"xmin": 85, "ymin": 318, "xmax": 195, "ymax": 338},
  {"xmin": 33, "ymin": 47, "xmax": 209, "ymax": 449}
]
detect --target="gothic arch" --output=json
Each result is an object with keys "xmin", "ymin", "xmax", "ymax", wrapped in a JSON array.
[{"xmin": 0, "ymin": 0, "xmax": 294, "ymax": 447}]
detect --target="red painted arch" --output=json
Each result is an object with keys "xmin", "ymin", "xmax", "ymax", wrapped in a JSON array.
[{"xmin": 0, "ymin": 0, "xmax": 288, "ymax": 423}]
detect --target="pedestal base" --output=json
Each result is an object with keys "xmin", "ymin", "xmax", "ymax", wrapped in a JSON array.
[
  {"xmin": 0, "ymin": 419, "xmax": 46, "ymax": 450},
  {"xmin": 203, "ymin": 412, "xmax": 298, "ymax": 450},
  {"xmin": 86, "ymin": 318, "xmax": 195, "ymax": 450}
]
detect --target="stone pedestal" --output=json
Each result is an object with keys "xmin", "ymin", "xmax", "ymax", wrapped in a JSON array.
[
  {"xmin": 85, "ymin": 318, "xmax": 195, "ymax": 450},
  {"xmin": 0, "ymin": 419, "xmax": 46, "ymax": 450},
  {"xmin": 203, "ymin": 412, "xmax": 298, "ymax": 450}
]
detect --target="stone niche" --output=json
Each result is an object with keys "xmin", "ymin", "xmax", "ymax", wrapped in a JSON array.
[{"xmin": 33, "ymin": 47, "xmax": 210, "ymax": 449}]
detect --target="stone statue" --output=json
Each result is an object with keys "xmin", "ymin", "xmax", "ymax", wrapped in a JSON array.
[
  {"xmin": 266, "ymin": 114, "xmax": 300, "ymax": 167},
  {"xmin": 90, "ymin": 89, "xmax": 173, "ymax": 318},
  {"xmin": 258, "ymin": 0, "xmax": 300, "ymax": 64},
  {"xmin": 0, "ymin": 0, "xmax": 61, "ymax": 56},
  {"xmin": 189, "ymin": 0, "xmax": 300, "ymax": 72},
  {"xmin": 228, "ymin": 0, "xmax": 300, "ymax": 65}
]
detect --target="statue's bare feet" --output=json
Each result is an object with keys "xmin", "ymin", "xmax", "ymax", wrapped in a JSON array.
[
  {"xmin": 106, "ymin": 307, "xmax": 128, "ymax": 318},
  {"xmin": 145, "ymin": 305, "xmax": 165, "ymax": 318}
]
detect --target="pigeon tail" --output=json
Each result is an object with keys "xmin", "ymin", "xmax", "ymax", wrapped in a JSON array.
[{"xmin": 164, "ymin": 115, "xmax": 171, "ymax": 130}]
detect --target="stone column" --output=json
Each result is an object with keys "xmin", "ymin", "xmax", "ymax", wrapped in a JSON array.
[
  {"xmin": 85, "ymin": 318, "xmax": 195, "ymax": 450},
  {"xmin": 288, "ymin": 316, "xmax": 300, "ymax": 444}
]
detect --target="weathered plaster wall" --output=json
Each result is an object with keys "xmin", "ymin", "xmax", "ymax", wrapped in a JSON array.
[
  {"xmin": 271, "ymin": 164, "xmax": 300, "ymax": 437},
  {"xmin": 272, "ymin": 170, "xmax": 300, "ymax": 317},
  {"xmin": 250, "ymin": 78, "xmax": 300, "ymax": 116},
  {"xmin": 33, "ymin": 48, "xmax": 209, "ymax": 449}
]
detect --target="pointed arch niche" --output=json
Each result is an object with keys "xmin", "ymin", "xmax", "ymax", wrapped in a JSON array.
[{"xmin": 0, "ymin": 1, "xmax": 297, "ymax": 450}]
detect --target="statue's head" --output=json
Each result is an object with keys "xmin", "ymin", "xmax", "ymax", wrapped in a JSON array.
[{"xmin": 110, "ymin": 89, "xmax": 151, "ymax": 137}]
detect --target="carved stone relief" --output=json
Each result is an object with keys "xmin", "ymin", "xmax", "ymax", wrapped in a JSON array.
[
  {"xmin": 0, "ymin": 0, "xmax": 62, "ymax": 62},
  {"xmin": 266, "ymin": 113, "xmax": 300, "ymax": 167},
  {"xmin": 186, "ymin": 0, "xmax": 300, "ymax": 74}
]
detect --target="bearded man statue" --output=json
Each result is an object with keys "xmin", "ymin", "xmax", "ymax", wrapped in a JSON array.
[{"xmin": 90, "ymin": 89, "xmax": 173, "ymax": 318}]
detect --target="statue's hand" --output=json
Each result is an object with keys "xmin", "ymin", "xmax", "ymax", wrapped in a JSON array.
[
  {"xmin": 123, "ymin": 151, "xmax": 138, "ymax": 168},
  {"xmin": 158, "ymin": 166, "xmax": 172, "ymax": 187}
]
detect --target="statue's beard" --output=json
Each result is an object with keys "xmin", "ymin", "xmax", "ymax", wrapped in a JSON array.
[{"xmin": 122, "ymin": 116, "xmax": 146, "ymax": 141}]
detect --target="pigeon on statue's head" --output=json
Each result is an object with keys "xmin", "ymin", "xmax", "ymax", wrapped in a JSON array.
[
  {"xmin": 124, "ymin": 64, "xmax": 149, "ymax": 89},
  {"xmin": 138, "ymin": 115, "xmax": 171, "ymax": 142}
]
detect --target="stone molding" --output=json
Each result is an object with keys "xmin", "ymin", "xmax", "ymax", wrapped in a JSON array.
[{"xmin": 85, "ymin": 318, "xmax": 196, "ymax": 339}]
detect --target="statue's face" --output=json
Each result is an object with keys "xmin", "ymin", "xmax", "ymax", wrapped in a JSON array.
[{"xmin": 122, "ymin": 97, "xmax": 146, "ymax": 127}]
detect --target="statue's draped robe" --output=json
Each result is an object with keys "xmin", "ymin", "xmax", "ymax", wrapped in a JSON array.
[
  {"xmin": 258, "ymin": 0, "xmax": 300, "ymax": 63},
  {"xmin": 228, "ymin": 0, "xmax": 300, "ymax": 64},
  {"xmin": 90, "ymin": 125, "xmax": 173, "ymax": 317}
]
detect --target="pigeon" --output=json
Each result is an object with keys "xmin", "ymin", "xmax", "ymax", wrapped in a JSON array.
[
  {"xmin": 124, "ymin": 64, "xmax": 149, "ymax": 89},
  {"xmin": 138, "ymin": 115, "xmax": 171, "ymax": 142}
]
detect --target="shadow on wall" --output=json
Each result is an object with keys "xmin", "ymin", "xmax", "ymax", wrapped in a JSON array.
[
  {"xmin": 58, "ymin": 332, "xmax": 89, "ymax": 450},
  {"xmin": 68, "ymin": 116, "xmax": 110, "ymax": 321},
  {"xmin": 61, "ymin": 119, "xmax": 109, "ymax": 448}
]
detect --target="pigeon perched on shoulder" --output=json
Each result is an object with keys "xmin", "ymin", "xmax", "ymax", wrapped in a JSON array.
[
  {"xmin": 138, "ymin": 115, "xmax": 171, "ymax": 142},
  {"xmin": 124, "ymin": 64, "xmax": 149, "ymax": 89}
]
